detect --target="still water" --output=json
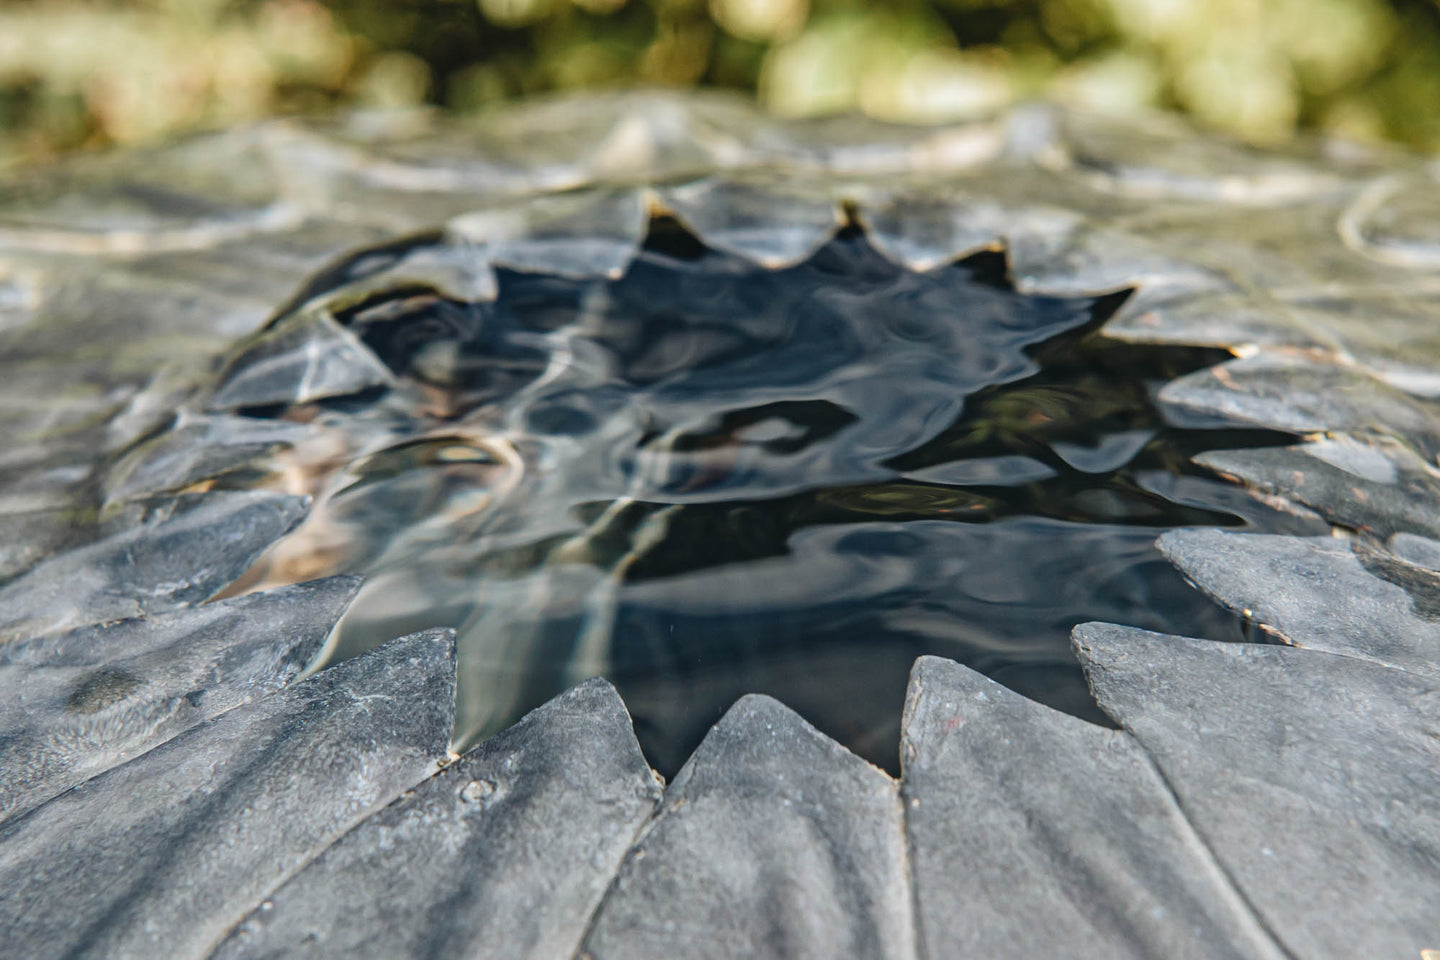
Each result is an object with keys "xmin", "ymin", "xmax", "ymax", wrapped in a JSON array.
[{"xmin": 235, "ymin": 218, "xmax": 1325, "ymax": 776}]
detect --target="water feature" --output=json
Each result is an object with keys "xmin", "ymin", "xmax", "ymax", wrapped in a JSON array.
[{"xmin": 220, "ymin": 216, "xmax": 1327, "ymax": 776}]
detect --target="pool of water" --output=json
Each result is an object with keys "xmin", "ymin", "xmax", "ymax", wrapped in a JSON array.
[{"xmin": 224, "ymin": 217, "xmax": 1328, "ymax": 776}]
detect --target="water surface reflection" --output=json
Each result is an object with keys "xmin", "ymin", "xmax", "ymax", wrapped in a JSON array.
[{"xmin": 235, "ymin": 219, "xmax": 1326, "ymax": 775}]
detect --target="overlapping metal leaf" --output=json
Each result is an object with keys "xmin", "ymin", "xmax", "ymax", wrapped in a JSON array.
[{"xmin": 1, "ymin": 92, "xmax": 1438, "ymax": 959}]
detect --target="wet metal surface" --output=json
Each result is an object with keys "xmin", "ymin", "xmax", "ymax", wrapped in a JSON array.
[
  {"xmin": 1, "ymin": 96, "xmax": 1438, "ymax": 959},
  {"xmin": 206, "ymin": 218, "xmax": 1324, "ymax": 775}
]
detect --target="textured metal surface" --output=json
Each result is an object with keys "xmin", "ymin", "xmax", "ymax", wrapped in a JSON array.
[
  {"xmin": 900, "ymin": 655, "xmax": 1285, "ymax": 959},
  {"xmin": 0, "ymin": 575, "xmax": 360, "ymax": 823},
  {"xmin": 1159, "ymin": 528, "xmax": 1440, "ymax": 677},
  {"xmin": 211, "ymin": 678, "xmax": 661, "ymax": 960},
  {"xmin": 1075, "ymin": 623, "xmax": 1440, "ymax": 959},
  {"xmin": 0, "ymin": 490, "xmax": 308, "ymax": 641},
  {"xmin": 0, "ymin": 92, "xmax": 1438, "ymax": 957},
  {"xmin": 579, "ymin": 694, "xmax": 914, "ymax": 960},
  {"xmin": 0, "ymin": 628, "xmax": 456, "ymax": 960}
]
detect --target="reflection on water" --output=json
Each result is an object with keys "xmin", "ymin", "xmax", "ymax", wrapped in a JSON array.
[{"xmin": 231, "ymin": 218, "xmax": 1327, "ymax": 776}]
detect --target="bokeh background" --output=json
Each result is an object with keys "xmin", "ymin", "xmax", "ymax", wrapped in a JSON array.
[{"xmin": 3, "ymin": 0, "xmax": 1439, "ymax": 166}]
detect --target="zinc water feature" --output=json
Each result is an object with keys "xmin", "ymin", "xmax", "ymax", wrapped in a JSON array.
[{"xmin": 207, "ymin": 214, "xmax": 1326, "ymax": 777}]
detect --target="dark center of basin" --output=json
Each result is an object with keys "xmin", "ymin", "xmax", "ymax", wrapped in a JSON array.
[{"xmin": 210, "ymin": 215, "xmax": 1326, "ymax": 777}]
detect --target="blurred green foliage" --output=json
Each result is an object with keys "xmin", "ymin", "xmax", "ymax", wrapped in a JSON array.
[{"xmin": 3, "ymin": 0, "xmax": 1439, "ymax": 165}]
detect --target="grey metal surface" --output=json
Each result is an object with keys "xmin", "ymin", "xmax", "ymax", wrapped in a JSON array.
[
  {"xmin": 103, "ymin": 413, "xmax": 319, "ymax": 505},
  {"xmin": 0, "ymin": 490, "xmax": 308, "ymax": 641},
  {"xmin": 1158, "ymin": 354, "xmax": 1440, "ymax": 458},
  {"xmin": 900, "ymin": 655, "xmax": 1284, "ymax": 960},
  {"xmin": 1074, "ymin": 623, "xmax": 1440, "ymax": 960},
  {"xmin": 1159, "ymin": 527, "xmax": 1440, "ymax": 678},
  {"xmin": 208, "ymin": 310, "xmax": 395, "ymax": 410},
  {"xmin": 0, "ymin": 575, "xmax": 359, "ymax": 823},
  {"xmin": 210, "ymin": 678, "xmax": 661, "ymax": 960},
  {"xmin": 0, "ymin": 627, "xmax": 456, "ymax": 960},
  {"xmin": 0, "ymin": 93, "xmax": 1438, "ymax": 957},
  {"xmin": 578, "ymin": 695, "xmax": 915, "ymax": 960},
  {"xmin": 1197, "ymin": 438, "xmax": 1440, "ymax": 540}
]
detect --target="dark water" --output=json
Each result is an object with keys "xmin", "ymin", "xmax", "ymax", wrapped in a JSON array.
[{"xmin": 240, "ymin": 218, "xmax": 1327, "ymax": 777}]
